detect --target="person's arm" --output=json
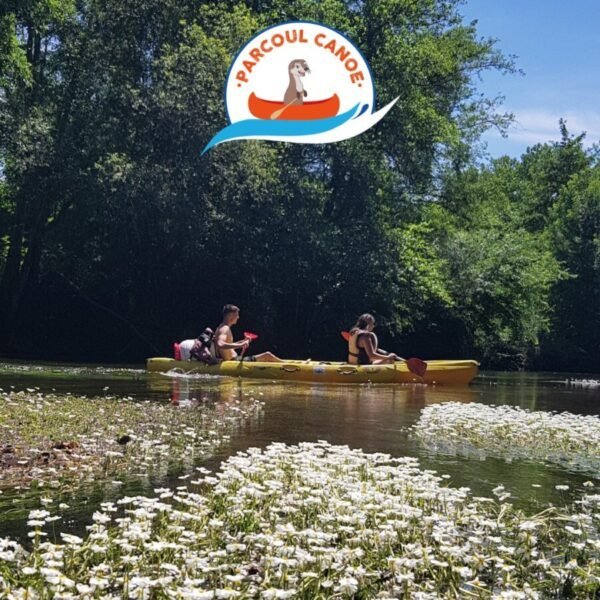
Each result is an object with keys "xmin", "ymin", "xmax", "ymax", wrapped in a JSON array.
[
  {"xmin": 362, "ymin": 333, "xmax": 399, "ymax": 361},
  {"xmin": 215, "ymin": 328, "xmax": 249, "ymax": 351},
  {"xmin": 372, "ymin": 333, "xmax": 389, "ymax": 355},
  {"xmin": 371, "ymin": 332, "xmax": 401, "ymax": 359}
]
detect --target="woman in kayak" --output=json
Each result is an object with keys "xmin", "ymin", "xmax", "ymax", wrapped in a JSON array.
[{"xmin": 347, "ymin": 313, "xmax": 401, "ymax": 365}]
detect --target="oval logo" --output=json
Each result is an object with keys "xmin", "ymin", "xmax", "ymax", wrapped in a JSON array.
[{"xmin": 202, "ymin": 21, "xmax": 398, "ymax": 153}]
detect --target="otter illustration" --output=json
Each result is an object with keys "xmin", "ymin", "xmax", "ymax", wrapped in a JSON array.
[
  {"xmin": 269, "ymin": 59, "xmax": 311, "ymax": 119},
  {"xmin": 284, "ymin": 59, "xmax": 310, "ymax": 105}
]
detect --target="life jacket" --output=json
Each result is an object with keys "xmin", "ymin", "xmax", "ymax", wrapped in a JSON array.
[
  {"xmin": 348, "ymin": 330, "xmax": 371, "ymax": 365},
  {"xmin": 190, "ymin": 327, "xmax": 217, "ymax": 364}
]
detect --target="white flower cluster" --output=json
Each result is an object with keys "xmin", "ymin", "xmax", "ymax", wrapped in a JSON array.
[
  {"xmin": 0, "ymin": 442, "xmax": 598, "ymax": 598},
  {"xmin": 567, "ymin": 379, "xmax": 600, "ymax": 389},
  {"xmin": 413, "ymin": 402, "xmax": 600, "ymax": 473}
]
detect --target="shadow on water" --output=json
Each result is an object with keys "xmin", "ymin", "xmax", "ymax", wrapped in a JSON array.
[{"xmin": 0, "ymin": 360, "xmax": 599, "ymax": 542}]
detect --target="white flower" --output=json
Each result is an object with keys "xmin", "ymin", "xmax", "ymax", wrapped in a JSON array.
[
  {"xmin": 215, "ymin": 590, "xmax": 241, "ymax": 599},
  {"xmin": 337, "ymin": 576, "xmax": 359, "ymax": 595},
  {"xmin": 28, "ymin": 509, "xmax": 50, "ymax": 520},
  {"xmin": 60, "ymin": 533, "xmax": 83, "ymax": 545},
  {"xmin": 76, "ymin": 584, "xmax": 93, "ymax": 594},
  {"xmin": 454, "ymin": 566, "xmax": 473, "ymax": 578},
  {"xmin": 395, "ymin": 572, "xmax": 415, "ymax": 583},
  {"xmin": 89, "ymin": 576, "xmax": 109, "ymax": 589},
  {"xmin": 27, "ymin": 520, "xmax": 45, "ymax": 528},
  {"xmin": 161, "ymin": 563, "xmax": 180, "ymax": 574},
  {"xmin": 261, "ymin": 589, "xmax": 296, "ymax": 599},
  {"xmin": 92, "ymin": 511, "xmax": 111, "ymax": 524}
]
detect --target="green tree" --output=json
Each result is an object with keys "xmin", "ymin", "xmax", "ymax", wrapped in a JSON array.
[
  {"xmin": 1, "ymin": 0, "xmax": 519, "ymax": 361},
  {"xmin": 519, "ymin": 120, "xmax": 592, "ymax": 231},
  {"xmin": 0, "ymin": 0, "xmax": 77, "ymax": 345},
  {"xmin": 433, "ymin": 160, "xmax": 564, "ymax": 366},
  {"xmin": 543, "ymin": 163, "xmax": 600, "ymax": 370}
]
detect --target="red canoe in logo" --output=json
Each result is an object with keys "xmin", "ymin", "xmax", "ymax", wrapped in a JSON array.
[{"xmin": 248, "ymin": 92, "xmax": 340, "ymax": 120}]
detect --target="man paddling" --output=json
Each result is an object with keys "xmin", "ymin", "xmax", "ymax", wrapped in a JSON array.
[{"xmin": 214, "ymin": 304, "xmax": 282, "ymax": 362}]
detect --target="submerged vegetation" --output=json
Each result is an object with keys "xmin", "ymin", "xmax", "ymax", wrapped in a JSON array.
[
  {"xmin": 0, "ymin": 441, "xmax": 599, "ymax": 598},
  {"xmin": 0, "ymin": 388, "xmax": 263, "ymax": 494},
  {"xmin": 413, "ymin": 402, "xmax": 600, "ymax": 475}
]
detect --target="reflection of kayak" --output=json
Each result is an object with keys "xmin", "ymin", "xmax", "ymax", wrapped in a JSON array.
[
  {"xmin": 248, "ymin": 93, "xmax": 340, "ymax": 120},
  {"xmin": 146, "ymin": 358, "xmax": 479, "ymax": 385}
]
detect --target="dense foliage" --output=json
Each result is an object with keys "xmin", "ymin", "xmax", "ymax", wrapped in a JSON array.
[{"xmin": 0, "ymin": 0, "xmax": 598, "ymax": 369}]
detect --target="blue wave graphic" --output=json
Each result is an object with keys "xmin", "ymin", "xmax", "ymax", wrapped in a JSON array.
[{"xmin": 202, "ymin": 103, "xmax": 360, "ymax": 154}]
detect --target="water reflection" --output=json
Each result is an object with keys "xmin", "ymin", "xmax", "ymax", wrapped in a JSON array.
[
  {"xmin": 145, "ymin": 373, "xmax": 600, "ymax": 512},
  {"xmin": 150, "ymin": 373, "xmax": 481, "ymax": 409},
  {"xmin": 148, "ymin": 374, "xmax": 483, "ymax": 457},
  {"xmin": 476, "ymin": 371, "xmax": 600, "ymax": 414}
]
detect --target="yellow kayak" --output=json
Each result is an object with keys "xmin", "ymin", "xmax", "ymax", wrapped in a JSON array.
[{"xmin": 146, "ymin": 358, "xmax": 479, "ymax": 386}]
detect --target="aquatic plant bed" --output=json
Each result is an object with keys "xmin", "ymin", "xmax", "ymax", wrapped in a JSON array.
[
  {"xmin": 566, "ymin": 379, "xmax": 600, "ymax": 389},
  {"xmin": 0, "ymin": 389, "xmax": 263, "ymax": 494},
  {"xmin": 0, "ymin": 442, "xmax": 598, "ymax": 598},
  {"xmin": 413, "ymin": 402, "xmax": 600, "ymax": 474},
  {"xmin": 0, "ymin": 362, "xmax": 142, "ymax": 381}
]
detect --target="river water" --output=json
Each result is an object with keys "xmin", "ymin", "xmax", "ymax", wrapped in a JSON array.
[{"xmin": 1, "ymin": 360, "xmax": 599, "ymax": 541}]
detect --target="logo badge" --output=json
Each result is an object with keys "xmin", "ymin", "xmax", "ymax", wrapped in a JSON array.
[{"xmin": 202, "ymin": 22, "xmax": 398, "ymax": 153}]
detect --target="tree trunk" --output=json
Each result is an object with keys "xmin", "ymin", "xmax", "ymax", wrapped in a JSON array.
[{"xmin": 0, "ymin": 196, "xmax": 46, "ymax": 350}]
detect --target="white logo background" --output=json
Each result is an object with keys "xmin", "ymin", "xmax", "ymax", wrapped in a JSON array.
[{"xmin": 226, "ymin": 22, "xmax": 375, "ymax": 123}]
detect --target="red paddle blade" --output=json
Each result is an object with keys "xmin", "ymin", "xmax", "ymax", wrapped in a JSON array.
[
  {"xmin": 406, "ymin": 357, "xmax": 427, "ymax": 377},
  {"xmin": 341, "ymin": 331, "xmax": 351, "ymax": 341},
  {"xmin": 244, "ymin": 331, "xmax": 259, "ymax": 340}
]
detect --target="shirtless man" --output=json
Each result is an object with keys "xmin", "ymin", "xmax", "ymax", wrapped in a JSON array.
[{"xmin": 214, "ymin": 304, "xmax": 282, "ymax": 362}]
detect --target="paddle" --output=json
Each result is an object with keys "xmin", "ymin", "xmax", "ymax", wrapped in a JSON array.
[
  {"xmin": 341, "ymin": 331, "xmax": 427, "ymax": 377},
  {"xmin": 239, "ymin": 331, "xmax": 259, "ymax": 363},
  {"xmin": 270, "ymin": 98, "xmax": 299, "ymax": 120}
]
